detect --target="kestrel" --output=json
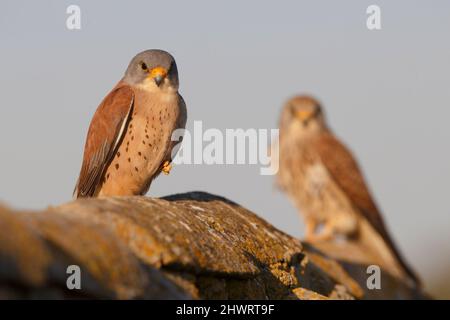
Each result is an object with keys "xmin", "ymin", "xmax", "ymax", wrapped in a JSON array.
[
  {"xmin": 276, "ymin": 95, "xmax": 419, "ymax": 285},
  {"xmin": 74, "ymin": 49, "xmax": 187, "ymax": 198}
]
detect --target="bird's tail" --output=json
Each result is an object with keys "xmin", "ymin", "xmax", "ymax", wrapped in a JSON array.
[{"xmin": 359, "ymin": 218, "xmax": 421, "ymax": 288}]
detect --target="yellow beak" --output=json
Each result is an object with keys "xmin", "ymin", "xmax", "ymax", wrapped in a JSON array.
[
  {"xmin": 296, "ymin": 110, "xmax": 313, "ymax": 122},
  {"xmin": 148, "ymin": 66, "xmax": 168, "ymax": 86}
]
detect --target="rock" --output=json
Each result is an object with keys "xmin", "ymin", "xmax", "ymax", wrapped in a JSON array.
[{"xmin": 0, "ymin": 192, "xmax": 426, "ymax": 299}]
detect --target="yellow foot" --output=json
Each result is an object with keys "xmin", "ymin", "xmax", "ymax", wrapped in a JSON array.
[{"xmin": 162, "ymin": 161, "xmax": 172, "ymax": 175}]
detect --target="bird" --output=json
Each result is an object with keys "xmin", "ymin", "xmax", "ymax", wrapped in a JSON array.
[
  {"xmin": 276, "ymin": 95, "xmax": 420, "ymax": 285},
  {"xmin": 73, "ymin": 49, "xmax": 187, "ymax": 198}
]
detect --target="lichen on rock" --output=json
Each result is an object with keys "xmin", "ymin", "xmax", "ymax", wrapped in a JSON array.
[{"xmin": 0, "ymin": 192, "xmax": 426, "ymax": 299}]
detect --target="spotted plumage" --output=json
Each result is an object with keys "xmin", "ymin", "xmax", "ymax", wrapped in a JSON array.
[{"xmin": 74, "ymin": 49, "xmax": 187, "ymax": 198}]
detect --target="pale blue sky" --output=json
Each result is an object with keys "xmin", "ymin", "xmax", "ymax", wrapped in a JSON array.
[{"xmin": 1, "ymin": 0, "xmax": 449, "ymax": 296}]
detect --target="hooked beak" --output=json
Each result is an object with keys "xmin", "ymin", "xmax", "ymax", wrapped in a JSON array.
[
  {"xmin": 148, "ymin": 66, "xmax": 168, "ymax": 87},
  {"xmin": 154, "ymin": 75, "xmax": 163, "ymax": 86},
  {"xmin": 296, "ymin": 110, "xmax": 313, "ymax": 122}
]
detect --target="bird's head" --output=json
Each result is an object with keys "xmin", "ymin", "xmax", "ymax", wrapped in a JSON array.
[
  {"xmin": 279, "ymin": 95, "xmax": 327, "ymax": 137},
  {"xmin": 124, "ymin": 49, "xmax": 179, "ymax": 92}
]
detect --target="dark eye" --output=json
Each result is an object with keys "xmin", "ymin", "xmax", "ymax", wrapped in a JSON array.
[
  {"xmin": 140, "ymin": 62, "xmax": 148, "ymax": 70},
  {"xmin": 289, "ymin": 105, "xmax": 296, "ymax": 115}
]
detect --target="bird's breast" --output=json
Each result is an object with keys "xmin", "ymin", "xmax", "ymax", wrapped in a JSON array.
[
  {"xmin": 304, "ymin": 162, "xmax": 329, "ymax": 196},
  {"xmin": 98, "ymin": 90, "xmax": 183, "ymax": 196}
]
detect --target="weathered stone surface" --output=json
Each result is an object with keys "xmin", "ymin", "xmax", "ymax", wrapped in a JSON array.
[
  {"xmin": 0, "ymin": 204, "xmax": 189, "ymax": 299},
  {"xmin": 0, "ymin": 192, "xmax": 426, "ymax": 299}
]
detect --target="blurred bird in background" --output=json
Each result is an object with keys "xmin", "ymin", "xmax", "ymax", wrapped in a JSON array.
[{"xmin": 275, "ymin": 95, "xmax": 420, "ymax": 287}]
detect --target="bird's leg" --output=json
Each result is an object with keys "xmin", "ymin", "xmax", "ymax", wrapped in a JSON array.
[
  {"xmin": 304, "ymin": 219, "xmax": 319, "ymax": 242},
  {"xmin": 329, "ymin": 212, "xmax": 359, "ymax": 240},
  {"xmin": 318, "ymin": 222, "xmax": 335, "ymax": 241},
  {"xmin": 161, "ymin": 161, "xmax": 172, "ymax": 175},
  {"xmin": 305, "ymin": 220, "xmax": 335, "ymax": 243}
]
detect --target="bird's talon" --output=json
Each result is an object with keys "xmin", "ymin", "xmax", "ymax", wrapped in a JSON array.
[{"xmin": 162, "ymin": 161, "xmax": 172, "ymax": 175}]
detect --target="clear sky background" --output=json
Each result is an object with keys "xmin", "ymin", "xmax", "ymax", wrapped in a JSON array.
[{"xmin": 1, "ymin": 0, "xmax": 449, "ymax": 297}]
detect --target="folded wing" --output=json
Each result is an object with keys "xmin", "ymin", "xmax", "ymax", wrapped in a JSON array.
[{"xmin": 74, "ymin": 83, "xmax": 134, "ymax": 198}]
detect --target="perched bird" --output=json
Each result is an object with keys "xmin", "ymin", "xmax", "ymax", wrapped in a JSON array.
[
  {"xmin": 276, "ymin": 95, "xmax": 419, "ymax": 285},
  {"xmin": 74, "ymin": 49, "xmax": 187, "ymax": 198}
]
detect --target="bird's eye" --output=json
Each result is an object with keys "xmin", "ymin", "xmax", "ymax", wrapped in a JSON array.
[{"xmin": 140, "ymin": 62, "xmax": 148, "ymax": 70}]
